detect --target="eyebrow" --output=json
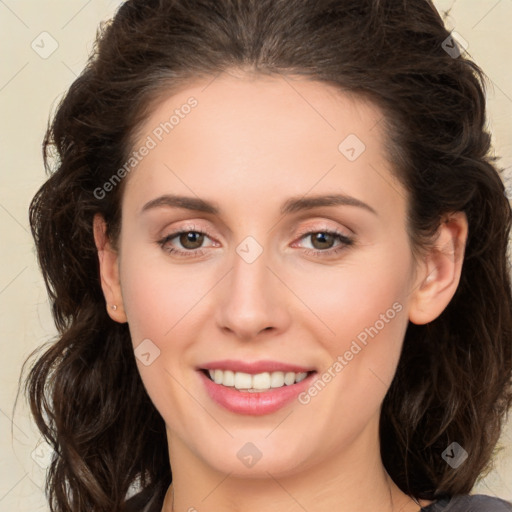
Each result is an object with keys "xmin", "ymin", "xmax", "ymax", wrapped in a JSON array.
[{"xmin": 140, "ymin": 193, "xmax": 378, "ymax": 216}]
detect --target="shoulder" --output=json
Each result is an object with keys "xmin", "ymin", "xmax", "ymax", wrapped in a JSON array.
[{"xmin": 424, "ymin": 494, "xmax": 512, "ymax": 512}]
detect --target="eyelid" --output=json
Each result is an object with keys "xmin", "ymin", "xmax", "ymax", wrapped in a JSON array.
[
  {"xmin": 293, "ymin": 222, "xmax": 353, "ymax": 240},
  {"xmin": 160, "ymin": 223, "xmax": 215, "ymax": 240}
]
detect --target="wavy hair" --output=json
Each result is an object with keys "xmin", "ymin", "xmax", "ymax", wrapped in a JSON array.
[{"xmin": 21, "ymin": 0, "xmax": 512, "ymax": 510}]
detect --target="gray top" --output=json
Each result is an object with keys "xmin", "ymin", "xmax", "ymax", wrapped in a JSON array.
[
  {"xmin": 423, "ymin": 495, "xmax": 512, "ymax": 511},
  {"xmin": 125, "ymin": 490, "xmax": 512, "ymax": 512}
]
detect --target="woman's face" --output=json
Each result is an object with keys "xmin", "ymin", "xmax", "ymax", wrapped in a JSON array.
[{"xmin": 107, "ymin": 72, "xmax": 424, "ymax": 477}]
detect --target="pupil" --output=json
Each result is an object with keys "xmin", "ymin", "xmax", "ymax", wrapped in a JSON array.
[
  {"xmin": 181, "ymin": 232, "xmax": 204, "ymax": 249},
  {"xmin": 313, "ymin": 233, "xmax": 333, "ymax": 249}
]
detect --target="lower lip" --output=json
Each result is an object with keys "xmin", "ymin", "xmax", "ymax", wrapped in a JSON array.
[{"xmin": 199, "ymin": 370, "xmax": 316, "ymax": 415}]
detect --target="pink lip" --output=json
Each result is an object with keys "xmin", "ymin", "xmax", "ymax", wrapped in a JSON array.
[
  {"xmin": 198, "ymin": 369, "xmax": 317, "ymax": 416},
  {"xmin": 199, "ymin": 359, "xmax": 315, "ymax": 374}
]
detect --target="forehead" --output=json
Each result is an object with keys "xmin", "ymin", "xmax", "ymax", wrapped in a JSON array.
[
  {"xmin": 123, "ymin": 72, "xmax": 403, "ymax": 220},
  {"xmin": 135, "ymin": 72, "xmax": 385, "ymax": 151}
]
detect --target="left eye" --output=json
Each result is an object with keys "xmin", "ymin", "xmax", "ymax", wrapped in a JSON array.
[
  {"xmin": 298, "ymin": 231, "xmax": 351, "ymax": 251},
  {"xmin": 157, "ymin": 230, "xmax": 216, "ymax": 255},
  {"xmin": 169, "ymin": 231, "xmax": 207, "ymax": 250}
]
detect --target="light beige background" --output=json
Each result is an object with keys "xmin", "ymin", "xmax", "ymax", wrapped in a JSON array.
[{"xmin": 1, "ymin": 0, "xmax": 511, "ymax": 510}]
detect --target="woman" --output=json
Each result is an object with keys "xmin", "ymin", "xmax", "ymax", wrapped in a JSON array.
[{"xmin": 23, "ymin": 0, "xmax": 512, "ymax": 511}]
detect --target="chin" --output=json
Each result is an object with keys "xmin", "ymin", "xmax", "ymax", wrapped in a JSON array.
[{"xmin": 192, "ymin": 435, "xmax": 316, "ymax": 478}]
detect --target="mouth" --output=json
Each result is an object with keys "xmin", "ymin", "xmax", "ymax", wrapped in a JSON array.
[{"xmin": 197, "ymin": 361, "xmax": 318, "ymax": 415}]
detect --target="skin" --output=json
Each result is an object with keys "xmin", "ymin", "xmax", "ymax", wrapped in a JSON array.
[{"xmin": 94, "ymin": 70, "xmax": 467, "ymax": 512}]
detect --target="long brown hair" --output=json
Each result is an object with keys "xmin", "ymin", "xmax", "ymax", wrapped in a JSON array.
[{"xmin": 21, "ymin": 0, "xmax": 512, "ymax": 510}]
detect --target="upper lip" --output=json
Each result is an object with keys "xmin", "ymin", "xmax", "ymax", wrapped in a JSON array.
[{"xmin": 199, "ymin": 359, "xmax": 316, "ymax": 374}]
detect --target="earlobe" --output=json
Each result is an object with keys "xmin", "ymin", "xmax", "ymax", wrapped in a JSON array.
[
  {"xmin": 408, "ymin": 211, "xmax": 468, "ymax": 325},
  {"xmin": 93, "ymin": 214, "xmax": 127, "ymax": 323}
]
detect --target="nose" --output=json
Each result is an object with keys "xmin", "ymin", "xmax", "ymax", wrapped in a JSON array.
[{"xmin": 214, "ymin": 243, "xmax": 291, "ymax": 341}]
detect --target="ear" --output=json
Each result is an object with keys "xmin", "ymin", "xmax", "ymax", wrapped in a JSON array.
[
  {"xmin": 93, "ymin": 213, "xmax": 127, "ymax": 323},
  {"xmin": 408, "ymin": 211, "xmax": 468, "ymax": 325}
]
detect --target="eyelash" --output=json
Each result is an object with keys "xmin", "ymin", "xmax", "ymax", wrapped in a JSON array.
[{"xmin": 157, "ymin": 226, "xmax": 354, "ymax": 259}]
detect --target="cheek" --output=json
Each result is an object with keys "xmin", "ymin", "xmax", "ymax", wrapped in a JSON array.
[
  {"xmin": 119, "ymin": 246, "xmax": 214, "ymax": 346},
  {"xmin": 294, "ymin": 274, "xmax": 408, "ymax": 445},
  {"xmin": 118, "ymin": 250, "xmax": 207, "ymax": 425},
  {"xmin": 290, "ymin": 251, "xmax": 411, "ymax": 354},
  {"xmin": 325, "ymin": 274, "xmax": 407, "ymax": 360},
  {"xmin": 291, "ymin": 245, "xmax": 412, "ymax": 409},
  {"xmin": 118, "ymin": 247, "xmax": 219, "ymax": 415}
]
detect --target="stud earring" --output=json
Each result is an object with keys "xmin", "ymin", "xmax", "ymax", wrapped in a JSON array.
[{"xmin": 110, "ymin": 304, "xmax": 118, "ymax": 311}]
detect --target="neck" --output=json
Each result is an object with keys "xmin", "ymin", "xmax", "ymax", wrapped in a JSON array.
[{"xmin": 162, "ymin": 418, "xmax": 426, "ymax": 512}]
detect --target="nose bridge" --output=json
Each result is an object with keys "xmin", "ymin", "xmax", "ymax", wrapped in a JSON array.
[
  {"xmin": 232, "ymin": 238, "xmax": 270, "ymax": 300},
  {"xmin": 215, "ymin": 234, "xmax": 289, "ymax": 338}
]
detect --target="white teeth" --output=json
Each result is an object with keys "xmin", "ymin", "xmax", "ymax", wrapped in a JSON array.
[
  {"xmin": 234, "ymin": 372, "xmax": 252, "ymax": 390},
  {"xmin": 213, "ymin": 369, "xmax": 223, "ymax": 384},
  {"xmin": 295, "ymin": 372, "xmax": 308, "ymax": 383},
  {"xmin": 284, "ymin": 372, "xmax": 296, "ymax": 385},
  {"xmin": 252, "ymin": 372, "xmax": 271, "ymax": 390},
  {"xmin": 223, "ymin": 370, "xmax": 235, "ymax": 387},
  {"xmin": 270, "ymin": 371, "xmax": 285, "ymax": 388},
  {"xmin": 206, "ymin": 369, "xmax": 310, "ymax": 391}
]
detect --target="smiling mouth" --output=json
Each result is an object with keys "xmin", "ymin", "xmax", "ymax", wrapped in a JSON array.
[{"xmin": 201, "ymin": 368, "xmax": 317, "ymax": 392}]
